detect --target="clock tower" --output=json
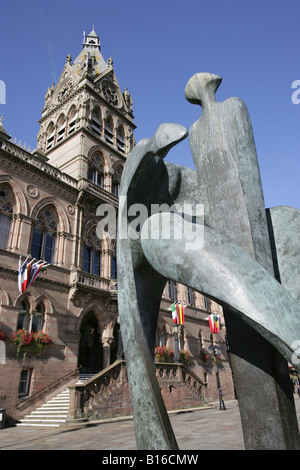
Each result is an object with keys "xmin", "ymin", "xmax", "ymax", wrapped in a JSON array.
[{"xmin": 36, "ymin": 28, "xmax": 135, "ymax": 192}]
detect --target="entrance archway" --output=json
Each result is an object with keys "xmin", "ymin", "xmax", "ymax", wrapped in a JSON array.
[{"xmin": 78, "ymin": 312, "xmax": 103, "ymax": 373}]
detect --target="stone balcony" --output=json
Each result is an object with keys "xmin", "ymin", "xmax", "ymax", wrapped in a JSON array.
[{"xmin": 69, "ymin": 269, "xmax": 117, "ymax": 298}]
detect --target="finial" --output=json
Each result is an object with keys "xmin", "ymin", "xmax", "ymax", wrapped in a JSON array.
[
  {"xmin": 66, "ymin": 54, "xmax": 72, "ymax": 64},
  {"xmin": 0, "ymin": 114, "xmax": 4, "ymax": 125}
]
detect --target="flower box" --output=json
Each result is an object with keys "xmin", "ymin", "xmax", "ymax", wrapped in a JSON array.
[
  {"xmin": 179, "ymin": 350, "xmax": 190, "ymax": 364},
  {"xmin": 155, "ymin": 346, "xmax": 174, "ymax": 362},
  {"xmin": 10, "ymin": 329, "xmax": 52, "ymax": 358}
]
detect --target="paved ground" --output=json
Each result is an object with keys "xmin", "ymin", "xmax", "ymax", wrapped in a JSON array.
[{"xmin": 0, "ymin": 399, "xmax": 300, "ymax": 451}]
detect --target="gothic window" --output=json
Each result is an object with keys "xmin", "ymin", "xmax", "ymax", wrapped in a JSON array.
[
  {"xmin": 204, "ymin": 296, "xmax": 211, "ymax": 312},
  {"xmin": 111, "ymin": 254, "xmax": 117, "ymax": 279},
  {"xmin": 17, "ymin": 301, "xmax": 30, "ymax": 330},
  {"xmin": 187, "ymin": 287, "xmax": 195, "ymax": 307},
  {"xmin": 57, "ymin": 114, "xmax": 66, "ymax": 143},
  {"xmin": 91, "ymin": 107, "xmax": 102, "ymax": 135},
  {"xmin": 46, "ymin": 122, "xmax": 55, "ymax": 150},
  {"xmin": 168, "ymin": 280, "xmax": 178, "ymax": 301},
  {"xmin": 68, "ymin": 106, "xmax": 77, "ymax": 134},
  {"xmin": 158, "ymin": 325, "xmax": 167, "ymax": 346},
  {"xmin": 31, "ymin": 304, "xmax": 44, "ymax": 333},
  {"xmin": 116, "ymin": 125, "xmax": 125, "ymax": 152},
  {"xmin": 0, "ymin": 184, "xmax": 15, "ymax": 250},
  {"xmin": 111, "ymin": 165, "xmax": 123, "ymax": 197},
  {"xmin": 88, "ymin": 152, "xmax": 104, "ymax": 188},
  {"xmin": 17, "ymin": 301, "xmax": 44, "ymax": 333},
  {"xmin": 83, "ymin": 229, "xmax": 103, "ymax": 276},
  {"xmin": 31, "ymin": 205, "xmax": 58, "ymax": 263},
  {"xmin": 104, "ymin": 116, "xmax": 114, "ymax": 144}
]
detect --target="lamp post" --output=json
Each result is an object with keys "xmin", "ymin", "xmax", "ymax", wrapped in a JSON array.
[
  {"xmin": 116, "ymin": 317, "xmax": 125, "ymax": 360},
  {"xmin": 209, "ymin": 343, "xmax": 226, "ymax": 410},
  {"xmin": 173, "ymin": 324, "xmax": 180, "ymax": 362}
]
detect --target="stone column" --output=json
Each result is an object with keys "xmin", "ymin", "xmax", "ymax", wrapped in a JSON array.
[
  {"xmin": 68, "ymin": 386, "xmax": 82, "ymax": 419},
  {"xmin": 102, "ymin": 328, "xmax": 114, "ymax": 369}
]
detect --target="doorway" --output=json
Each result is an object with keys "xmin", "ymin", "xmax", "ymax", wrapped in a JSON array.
[{"xmin": 78, "ymin": 312, "xmax": 103, "ymax": 373}]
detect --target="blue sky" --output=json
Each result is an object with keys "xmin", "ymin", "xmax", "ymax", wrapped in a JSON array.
[{"xmin": 0, "ymin": 0, "xmax": 299, "ymax": 210}]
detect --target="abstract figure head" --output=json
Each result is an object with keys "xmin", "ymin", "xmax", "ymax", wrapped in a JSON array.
[{"xmin": 185, "ymin": 72, "xmax": 222, "ymax": 107}]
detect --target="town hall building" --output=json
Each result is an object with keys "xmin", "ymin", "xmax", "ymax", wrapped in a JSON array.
[{"xmin": 0, "ymin": 29, "xmax": 234, "ymax": 426}]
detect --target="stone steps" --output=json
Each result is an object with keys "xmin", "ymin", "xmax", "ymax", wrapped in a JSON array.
[{"xmin": 17, "ymin": 374, "xmax": 94, "ymax": 428}]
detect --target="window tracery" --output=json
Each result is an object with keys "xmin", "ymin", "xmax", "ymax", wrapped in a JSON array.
[
  {"xmin": 88, "ymin": 152, "xmax": 104, "ymax": 188},
  {"xmin": 83, "ymin": 227, "xmax": 103, "ymax": 277},
  {"xmin": 111, "ymin": 165, "xmax": 123, "ymax": 197},
  {"xmin": 0, "ymin": 184, "xmax": 15, "ymax": 249},
  {"xmin": 31, "ymin": 205, "xmax": 58, "ymax": 263}
]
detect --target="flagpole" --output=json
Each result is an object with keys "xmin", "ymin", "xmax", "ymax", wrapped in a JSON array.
[{"xmin": 169, "ymin": 300, "xmax": 186, "ymax": 363}]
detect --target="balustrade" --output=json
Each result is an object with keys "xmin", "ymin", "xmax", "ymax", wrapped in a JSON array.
[
  {"xmin": 68, "ymin": 361, "xmax": 207, "ymax": 421},
  {"xmin": 68, "ymin": 360, "xmax": 126, "ymax": 419},
  {"xmin": 73, "ymin": 270, "xmax": 118, "ymax": 292}
]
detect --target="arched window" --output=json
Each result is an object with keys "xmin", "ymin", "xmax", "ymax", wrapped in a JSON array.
[
  {"xmin": 204, "ymin": 296, "xmax": 211, "ymax": 312},
  {"xmin": 68, "ymin": 106, "xmax": 78, "ymax": 134},
  {"xmin": 31, "ymin": 205, "xmax": 58, "ymax": 263},
  {"xmin": 91, "ymin": 107, "xmax": 102, "ymax": 136},
  {"xmin": 116, "ymin": 125, "xmax": 125, "ymax": 152},
  {"xmin": 187, "ymin": 287, "xmax": 195, "ymax": 306},
  {"xmin": 56, "ymin": 114, "xmax": 66, "ymax": 143},
  {"xmin": 16, "ymin": 301, "xmax": 44, "ymax": 333},
  {"xmin": 31, "ymin": 304, "xmax": 44, "ymax": 333},
  {"xmin": 83, "ymin": 228, "xmax": 103, "ymax": 276},
  {"xmin": 104, "ymin": 116, "xmax": 114, "ymax": 144},
  {"xmin": 0, "ymin": 184, "xmax": 15, "ymax": 250},
  {"xmin": 111, "ymin": 166, "xmax": 123, "ymax": 197},
  {"xmin": 46, "ymin": 122, "xmax": 55, "ymax": 150},
  {"xmin": 158, "ymin": 325, "xmax": 167, "ymax": 347},
  {"xmin": 17, "ymin": 301, "xmax": 30, "ymax": 330},
  {"xmin": 168, "ymin": 280, "xmax": 178, "ymax": 301},
  {"xmin": 88, "ymin": 152, "xmax": 104, "ymax": 188}
]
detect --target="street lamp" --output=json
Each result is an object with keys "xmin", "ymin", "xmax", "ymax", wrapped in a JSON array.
[
  {"xmin": 173, "ymin": 324, "xmax": 180, "ymax": 362},
  {"xmin": 209, "ymin": 343, "xmax": 226, "ymax": 410},
  {"xmin": 116, "ymin": 317, "xmax": 125, "ymax": 360}
]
